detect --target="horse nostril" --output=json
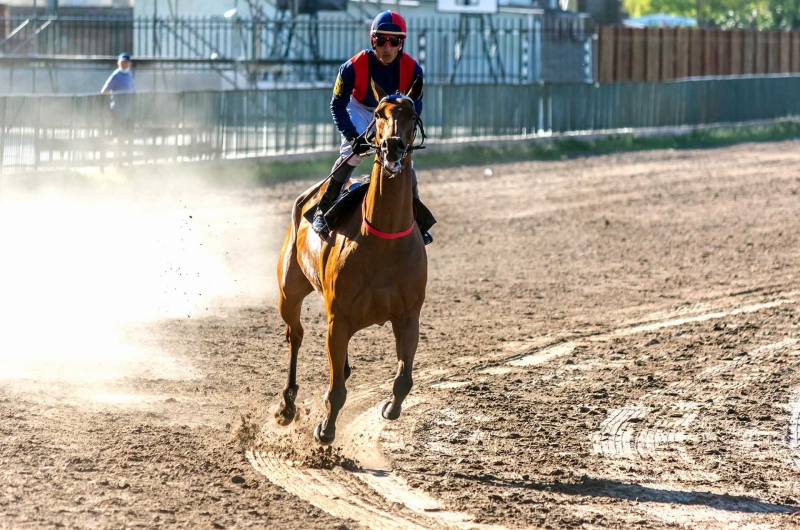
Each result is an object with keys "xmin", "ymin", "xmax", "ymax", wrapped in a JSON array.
[{"xmin": 397, "ymin": 140, "xmax": 406, "ymax": 152}]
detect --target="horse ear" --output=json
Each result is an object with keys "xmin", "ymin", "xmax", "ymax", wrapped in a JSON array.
[
  {"xmin": 370, "ymin": 77, "xmax": 388, "ymax": 102},
  {"xmin": 405, "ymin": 75, "xmax": 423, "ymax": 101}
]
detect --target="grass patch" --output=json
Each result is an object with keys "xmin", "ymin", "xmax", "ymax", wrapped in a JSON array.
[
  {"xmin": 247, "ymin": 120, "xmax": 800, "ymax": 184},
  {"xmin": 252, "ymin": 158, "xmax": 335, "ymax": 185}
]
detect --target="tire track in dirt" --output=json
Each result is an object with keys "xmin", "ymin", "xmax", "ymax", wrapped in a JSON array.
[
  {"xmin": 473, "ymin": 293, "xmax": 796, "ymax": 377},
  {"xmin": 590, "ymin": 338, "xmax": 799, "ymax": 467},
  {"xmin": 469, "ymin": 292, "xmax": 798, "ymax": 495},
  {"xmin": 247, "ymin": 387, "xmax": 503, "ymax": 530},
  {"xmin": 246, "ymin": 293, "xmax": 795, "ymax": 529}
]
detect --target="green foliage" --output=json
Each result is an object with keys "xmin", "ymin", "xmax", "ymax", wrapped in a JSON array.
[
  {"xmin": 647, "ymin": 0, "xmax": 696, "ymax": 18},
  {"xmin": 708, "ymin": 0, "xmax": 775, "ymax": 29},
  {"xmin": 622, "ymin": 0, "xmax": 653, "ymax": 18},
  {"xmin": 623, "ymin": 0, "xmax": 800, "ymax": 29}
]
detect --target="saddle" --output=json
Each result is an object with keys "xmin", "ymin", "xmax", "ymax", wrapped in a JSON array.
[{"xmin": 303, "ymin": 178, "xmax": 437, "ymax": 235}]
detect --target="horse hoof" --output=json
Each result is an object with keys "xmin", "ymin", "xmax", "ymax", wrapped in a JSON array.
[
  {"xmin": 313, "ymin": 423, "xmax": 335, "ymax": 445},
  {"xmin": 379, "ymin": 400, "xmax": 401, "ymax": 421},
  {"xmin": 275, "ymin": 403, "xmax": 295, "ymax": 426}
]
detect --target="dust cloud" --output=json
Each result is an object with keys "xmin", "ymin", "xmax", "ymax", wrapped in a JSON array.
[{"xmin": 0, "ymin": 169, "xmax": 283, "ymax": 401}]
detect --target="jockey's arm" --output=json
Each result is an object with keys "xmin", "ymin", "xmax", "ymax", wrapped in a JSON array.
[
  {"xmin": 330, "ymin": 63, "xmax": 359, "ymax": 141},
  {"xmin": 411, "ymin": 63, "xmax": 424, "ymax": 116}
]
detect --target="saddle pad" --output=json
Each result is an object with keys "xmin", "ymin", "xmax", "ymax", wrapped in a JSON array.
[{"xmin": 302, "ymin": 180, "xmax": 371, "ymax": 229}]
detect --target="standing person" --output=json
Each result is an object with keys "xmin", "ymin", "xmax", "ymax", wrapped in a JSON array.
[
  {"xmin": 101, "ymin": 53, "xmax": 135, "ymax": 163},
  {"xmin": 311, "ymin": 11, "xmax": 435, "ymax": 245}
]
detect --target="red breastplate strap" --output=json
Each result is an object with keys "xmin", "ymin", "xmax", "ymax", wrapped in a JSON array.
[{"xmin": 362, "ymin": 196, "xmax": 415, "ymax": 239}]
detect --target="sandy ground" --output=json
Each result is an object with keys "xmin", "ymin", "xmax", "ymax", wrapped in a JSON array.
[{"xmin": 2, "ymin": 141, "xmax": 800, "ymax": 529}]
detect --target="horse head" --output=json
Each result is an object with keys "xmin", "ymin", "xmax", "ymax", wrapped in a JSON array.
[{"xmin": 370, "ymin": 78, "xmax": 421, "ymax": 175}]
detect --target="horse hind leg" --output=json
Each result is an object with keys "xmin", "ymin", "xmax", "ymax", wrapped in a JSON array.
[
  {"xmin": 275, "ymin": 246, "xmax": 313, "ymax": 426},
  {"xmin": 381, "ymin": 313, "xmax": 419, "ymax": 421}
]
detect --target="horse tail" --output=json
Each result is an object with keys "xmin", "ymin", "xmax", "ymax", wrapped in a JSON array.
[
  {"xmin": 289, "ymin": 195, "xmax": 303, "ymax": 243},
  {"xmin": 290, "ymin": 178, "xmax": 328, "ymax": 242}
]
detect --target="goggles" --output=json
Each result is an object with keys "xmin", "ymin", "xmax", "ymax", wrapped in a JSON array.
[{"xmin": 372, "ymin": 35, "xmax": 404, "ymax": 47}]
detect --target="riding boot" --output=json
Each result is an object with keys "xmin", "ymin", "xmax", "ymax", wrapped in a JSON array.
[
  {"xmin": 411, "ymin": 184, "xmax": 436, "ymax": 246},
  {"xmin": 312, "ymin": 164, "xmax": 352, "ymax": 239}
]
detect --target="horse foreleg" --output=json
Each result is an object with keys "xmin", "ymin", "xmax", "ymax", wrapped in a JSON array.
[
  {"xmin": 275, "ymin": 249, "xmax": 313, "ymax": 426},
  {"xmin": 381, "ymin": 313, "xmax": 419, "ymax": 421},
  {"xmin": 313, "ymin": 319, "xmax": 349, "ymax": 445}
]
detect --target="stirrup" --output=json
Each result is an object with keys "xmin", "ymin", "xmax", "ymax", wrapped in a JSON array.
[
  {"xmin": 422, "ymin": 231, "xmax": 433, "ymax": 246},
  {"xmin": 312, "ymin": 209, "xmax": 330, "ymax": 239}
]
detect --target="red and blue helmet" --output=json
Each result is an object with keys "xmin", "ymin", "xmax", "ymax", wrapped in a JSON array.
[{"xmin": 371, "ymin": 11, "xmax": 407, "ymax": 37}]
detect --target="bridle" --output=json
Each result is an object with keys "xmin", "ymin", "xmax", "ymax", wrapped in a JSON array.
[
  {"xmin": 363, "ymin": 94, "xmax": 426, "ymax": 171},
  {"xmin": 359, "ymin": 94, "xmax": 426, "ymax": 239}
]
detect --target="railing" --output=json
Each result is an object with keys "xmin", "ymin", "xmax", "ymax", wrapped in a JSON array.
[
  {"xmin": 3, "ymin": 75, "xmax": 799, "ymax": 174},
  {"xmin": 0, "ymin": 16, "xmax": 134, "ymax": 56},
  {"xmin": 0, "ymin": 15, "xmax": 594, "ymax": 85}
]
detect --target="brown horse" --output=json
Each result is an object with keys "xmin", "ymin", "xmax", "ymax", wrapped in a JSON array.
[{"xmin": 274, "ymin": 81, "xmax": 427, "ymax": 444}]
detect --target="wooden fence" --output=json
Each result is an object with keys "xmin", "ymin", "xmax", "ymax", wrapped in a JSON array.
[{"xmin": 599, "ymin": 26, "xmax": 800, "ymax": 82}]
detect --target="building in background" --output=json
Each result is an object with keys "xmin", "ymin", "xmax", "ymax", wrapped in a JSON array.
[{"xmin": 0, "ymin": 0, "xmax": 597, "ymax": 93}]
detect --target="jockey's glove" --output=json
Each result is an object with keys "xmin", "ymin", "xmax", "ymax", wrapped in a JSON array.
[{"xmin": 348, "ymin": 135, "xmax": 372, "ymax": 156}]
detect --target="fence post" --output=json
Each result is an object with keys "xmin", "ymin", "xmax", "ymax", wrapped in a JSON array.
[
  {"xmin": 689, "ymin": 29, "xmax": 702, "ymax": 77},
  {"xmin": 0, "ymin": 97, "xmax": 5, "ymax": 173},
  {"xmin": 631, "ymin": 29, "xmax": 645, "ymax": 81},
  {"xmin": 755, "ymin": 31, "xmax": 767, "ymax": 74},
  {"xmin": 768, "ymin": 31, "xmax": 780, "ymax": 73},
  {"xmin": 617, "ymin": 26, "xmax": 632, "ymax": 82},
  {"xmin": 533, "ymin": 16, "xmax": 542, "ymax": 83},
  {"xmin": 216, "ymin": 90, "xmax": 225, "ymax": 160},
  {"xmin": 418, "ymin": 28, "xmax": 426, "ymax": 73},
  {"xmin": 717, "ymin": 29, "xmax": 730, "ymax": 76},
  {"xmin": 792, "ymin": 32, "xmax": 800, "ymax": 72},
  {"xmin": 731, "ymin": 30, "xmax": 743, "ymax": 75},
  {"xmin": 661, "ymin": 28, "xmax": 674, "ymax": 81},
  {"xmin": 33, "ymin": 96, "xmax": 41, "ymax": 171},
  {"xmin": 645, "ymin": 27, "xmax": 660, "ymax": 82},
  {"xmin": 599, "ymin": 25, "xmax": 614, "ymax": 82},
  {"xmin": 179, "ymin": 91, "xmax": 185, "ymax": 163},
  {"xmin": 780, "ymin": 31, "xmax": 791, "ymax": 73},
  {"xmin": 704, "ymin": 29, "xmax": 717, "ymax": 76}
]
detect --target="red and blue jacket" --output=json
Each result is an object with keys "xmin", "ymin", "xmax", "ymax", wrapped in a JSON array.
[{"xmin": 330, "ymin": 49, "xmax": 424, "ymax": 140}]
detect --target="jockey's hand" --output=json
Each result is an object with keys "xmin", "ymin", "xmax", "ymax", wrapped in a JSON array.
[{"xmin": 349, "ymin": 135, "xmax": 372, "ymax": 156}]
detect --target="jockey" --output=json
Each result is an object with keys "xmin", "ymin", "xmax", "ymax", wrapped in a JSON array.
[{"xmin": 311, "ymin": 10, "xmax": 434, "ymax": 245}]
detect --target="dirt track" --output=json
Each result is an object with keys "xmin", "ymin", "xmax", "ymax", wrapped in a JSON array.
[{"xmin": 2, "ymin": 141, "xmax": 800, "ymax": 529}]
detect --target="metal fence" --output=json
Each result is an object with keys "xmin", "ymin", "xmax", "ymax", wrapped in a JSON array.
[
  {"xmin": 0, "ymin": 15, "xmax": 594, "ymax": 85},
  {"xmin": 3, "ymin": 75, "xmax": 800, "ymax": 174}
]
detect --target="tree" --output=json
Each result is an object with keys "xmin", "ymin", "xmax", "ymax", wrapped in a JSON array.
[{"xmin": 622, "ymin": 0, "xmax": 800, "ymax": 28}]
